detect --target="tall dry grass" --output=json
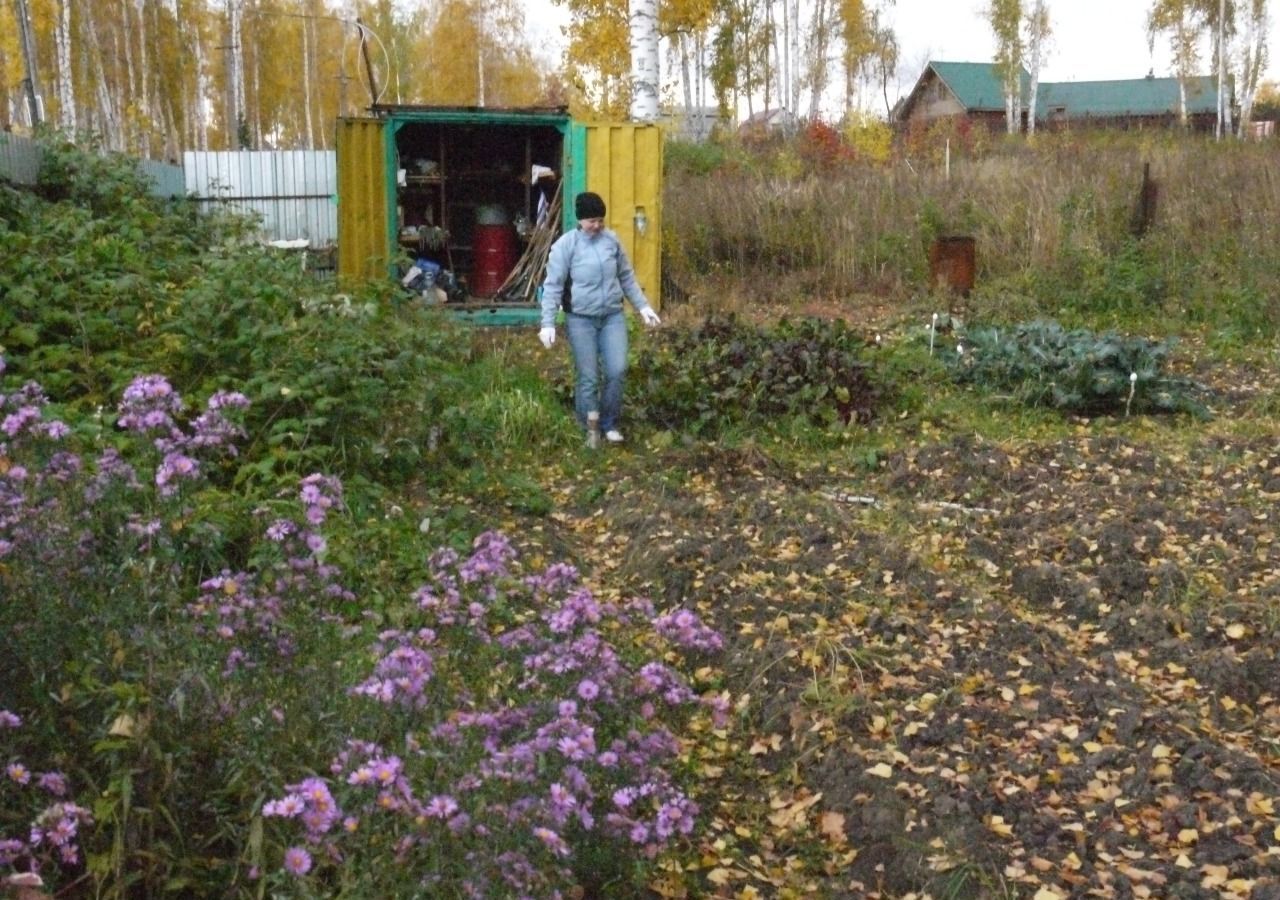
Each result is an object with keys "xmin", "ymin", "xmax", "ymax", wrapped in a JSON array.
[{"xmin": 662, "ymin": 132, "xmax": 1280, "ymax": 333}]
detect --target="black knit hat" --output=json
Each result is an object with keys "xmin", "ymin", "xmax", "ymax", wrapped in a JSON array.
[{"xmin": 575, "ymin": 191, "xmax": 606, "ymax": 220}]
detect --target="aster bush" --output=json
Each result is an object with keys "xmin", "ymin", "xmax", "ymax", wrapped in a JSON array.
[
  {"xmin": 0, "ymin": 710, "xmax": 89, "ymax": 881},
  {"xmin": 255, "ymin": 532, "xmax": 728, "ymax": 897},
  {"xmin": 0, "ymin": 361, "xmax": 359, "ymax": 894}
]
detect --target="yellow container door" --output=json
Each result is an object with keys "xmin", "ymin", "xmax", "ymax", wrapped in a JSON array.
[
  {"xmin": 336, "ymin": 117, "xmax": 390, "ymax": 281},
  {"xmin": 582, "ymin": 123, "xmax": 663, "ymax": 309}
]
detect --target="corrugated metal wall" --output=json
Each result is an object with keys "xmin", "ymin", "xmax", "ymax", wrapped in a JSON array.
[
  {"xmin": 583, "ymin": 124, "xmax": 663, "ymax": 309},
  {"xmin": 0, "ymin": 132, "xmax": 183, "ymax": 198},
  {"xmin": 0, "ymin": 132, "xmax": 42, "ymax": 185},
  {"xmin": 184, "ymin": 150, "xmax": 337, "ymax": 246}
]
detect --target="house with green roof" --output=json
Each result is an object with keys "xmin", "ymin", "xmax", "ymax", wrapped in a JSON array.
[{"xmin": 896, "ymin": 61, "xmax": 1222, "ymax": 133}]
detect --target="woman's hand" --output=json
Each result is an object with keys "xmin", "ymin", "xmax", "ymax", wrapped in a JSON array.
[
  {"xmin": 640, "ymin": 308, "xmax": 661, "ymax": 327},
  {"xmin": 539, "ymin": 327, "xmax": 556, "ymax": 349}
]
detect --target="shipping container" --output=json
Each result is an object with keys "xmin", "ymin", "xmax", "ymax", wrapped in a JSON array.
[{"xmin": 336, "ymin": 106, "xmax": 662, "ymax": 325}]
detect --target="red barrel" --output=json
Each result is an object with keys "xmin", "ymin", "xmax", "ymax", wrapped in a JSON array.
[{"xmin": 471, "ymin": 224, "xmax": 518, "ymax": 297}]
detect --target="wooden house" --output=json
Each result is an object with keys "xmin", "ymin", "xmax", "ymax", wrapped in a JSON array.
[{"xmin": 897, "ymin": 61, "xmax": 1222, "ymax": 133}]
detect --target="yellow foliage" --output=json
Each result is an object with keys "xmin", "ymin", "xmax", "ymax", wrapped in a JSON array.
[{"xmin": 841, "ymin": 113, "xmax": 893, "ymax": 164}]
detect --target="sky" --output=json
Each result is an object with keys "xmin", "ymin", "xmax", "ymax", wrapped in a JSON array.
[{"xmin": 521, "ymin": 0, "xmax": 1279, "ymax": 116}]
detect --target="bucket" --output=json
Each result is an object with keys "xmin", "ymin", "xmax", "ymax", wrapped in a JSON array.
[
  {"xmin": 471, "ymin": 224, "xmax": 518, "ymax": 297},
  {"xmin": 928, "ymin": 235, "xmax": 976, "ymax": 297}
]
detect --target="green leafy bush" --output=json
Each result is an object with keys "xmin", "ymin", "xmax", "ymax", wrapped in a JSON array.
[
  {"xmin": 948, "ymin": 320, "xmax": 1208, "ymax": 417},
  {"xmin": 619, "ymin": 314, "xmax": 880, "ymax": 435},
  {"xmin": 0, "ymin": 138, "xmax": 475, "ymax": 499}
]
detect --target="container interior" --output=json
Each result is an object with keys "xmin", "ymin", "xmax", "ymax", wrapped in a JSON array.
[{"xmin": 393, "ymin": 121, "xmax": 564, "ymax": 305}]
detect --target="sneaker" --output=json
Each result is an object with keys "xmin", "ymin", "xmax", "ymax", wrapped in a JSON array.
[{"xmin": 604, "ymin": 429, "xmax": 624, "ymax": 443}]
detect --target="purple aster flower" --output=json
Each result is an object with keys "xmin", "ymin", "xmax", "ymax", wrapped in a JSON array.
[
  {"xmin": 576, "ymin": 679, "xmax": 600, "ymax": 701},
  {"xmin": 425, "ymin": 795, "xmax": 459, "ymax": 819},
  {"xmin": 37, "ymin": 771, "xmax": 68, "ymax": 796},
  {"xmin": 0, "ymin": 710, "xmax": 21, "ymax": 728},
  {"xmin": 7, "ymin": 762, "xmax": 31, "ymax": 784},
  {"xmin": 283, "ymin": 846, "xmax": 312, "ymax": 876},
  {"xmin": 0, "ymin": 838, "xmax": 24, "ymax": 865}
]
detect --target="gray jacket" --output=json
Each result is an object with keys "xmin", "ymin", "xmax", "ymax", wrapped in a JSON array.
[{"xmin": 540, "ymin": 227, "xmax": 652, "ymax": 327}]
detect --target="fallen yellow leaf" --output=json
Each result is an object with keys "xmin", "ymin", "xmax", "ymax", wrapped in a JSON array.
[{"xmin": 865, "ymin": 762, "xmax": 894, "ymax": 779}]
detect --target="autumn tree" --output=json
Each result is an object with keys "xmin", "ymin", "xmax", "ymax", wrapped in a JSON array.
[
  {"xmin": 988, "ymin": 0, "xmax": 1023, "ymax": 133},
  {"xmin": 662, "ymin": 0, "xmax": 717, "ymax": 134},
  {"xmin": 1147, "ymin": 0, "xmax": 1207, "ymax": 126},
  {"xmin": 1235, "ymin": 0, "xmax": 1268, "ymax": 134},
  {"xmin": 1023, "ymin": 0, "xmax": 1050, "ymax": 135}
]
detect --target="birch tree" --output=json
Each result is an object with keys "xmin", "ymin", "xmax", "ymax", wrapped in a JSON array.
[
  {"xmin": 662, "ymin": 0, "xmax": 716, "ymax": 134},
  {"xmin": 838, "ymin": 0, "xmax": 871, "ymax": 113},
  {"xmin": 1236, "ymin": 0, "xmax": 1268, "ymax": 134},
  {"xmin": 55, "ymin": 0, "xmax": 74, "ymax": 131},
  {"xmin": 1023, "ymin": 0, "xmax": 1049, "ymax": 134},
  {"xmin": 988, "ymin": 0, "xmax": 1023, "ymax": 133},
  {"xmin": 630, "ymin": 0, "xmax": 659, "ymax": 120},
  {"xmin": 803, "ymin": 0, "xmax": 834, "ymax": 119},
  {"xmin": 868, "ymin": 7, "xmax": 898, "ymax": 118},
  {"xmin": 1147, "ymin": 0, "xmax": 1206, "ymax": 126}
]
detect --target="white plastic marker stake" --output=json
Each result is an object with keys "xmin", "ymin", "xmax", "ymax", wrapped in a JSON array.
[
  {"xmin": 929, "ymin": 313, "xmax": 938, "ymax": 356},
  {"xmin": 1125, "ymin": 372, "xmax": 1137, "ymax": 417},
  {"xmin": 586, "ymin": 410, "xmax": 601, "ymax": 449}
]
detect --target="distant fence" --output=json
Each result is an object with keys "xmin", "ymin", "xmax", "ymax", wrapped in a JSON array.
[
  {"xmin": 2, "ymin": 136, "xmax": 336, "ymax": 250},
  {"xmin": 0, "ymin": 131, "xmax": 184, "ymax": 197},
  {"xmin": 184, "ymin": 151, "xmax": 337, "ymax": 248},
  {"xmin": 0, "ymin": 132, "xmax": 41, "ymax": 185}
]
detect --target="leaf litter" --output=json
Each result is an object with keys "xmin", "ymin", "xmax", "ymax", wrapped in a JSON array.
[{"xmin": 499, "ymin": 366, "xmax": 1279, "ymax": 899}]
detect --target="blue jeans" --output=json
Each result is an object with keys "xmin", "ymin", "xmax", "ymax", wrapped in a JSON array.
[{"xmin": 565, "ymin": 310, "xmax": 628, "ymax": 432}]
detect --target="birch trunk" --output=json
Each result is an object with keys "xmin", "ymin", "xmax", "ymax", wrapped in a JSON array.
[
  {"xmin": 678, "ymin": 32, "xmax": 694, "ymax": 130},
  {"xmin": 805, "ymin": 0, "xmax": 830, "ymax": 120},
  {"xmin": 783, "ymin": 0, "xmax": 793, "ymax": 113},
  {"xmin": 1235, "ymin": 0, "xmax": 1268, "ymax": 136},
  {"xmin": 303, "ymin": 4, "xmax": 315, "ymax": 148},
  {"xmin": 56, "ymin": 0, "xmax": 76, "ymax": 131},
  {"xmin": 696, "ymin": 33, "xmax": 707, "ymax": 136},
  {"xmin": 136, "ymin": 0, "xmax": 152, "ymax": 156},
  {"xmin": 86, "ymin": 13, "xmax": 121, "ymax": 148},
  {"xmin": 225, "ymin": 0, "xmax": 242, "ymax": 148},
  {"xmin": 1218, "ymin": 0, "xmax": 1233, "ymax": 138},
  {"xmin": 0, "ymin": 45, "xmax": 9, "ymax": 131},
  {"xmin": 1023, "ymin": 0, "xmax": 1049, "ymax": 136},
  {"xmin": 762, "ymin": 0, "xmax": 773, "ymax": 112},
  {"xmin": 773, "ymin": 0, "xmax": 783, "ymax": 112},
  {"xmin": 629, "ymin": 0, "xmax": 660, "ymax": 121},
  {"xmin": 250, "ymin": 15, "xmax": 261, "ymax": 148}
]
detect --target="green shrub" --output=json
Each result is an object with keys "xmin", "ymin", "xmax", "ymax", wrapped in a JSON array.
[{"xmin": 0, "ymin": 138, "xmax": 479, "ymax": 501}]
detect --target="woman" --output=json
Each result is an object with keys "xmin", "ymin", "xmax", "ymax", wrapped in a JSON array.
[{"xmin": 538, "ymin": 191, "xmax": 661, "ymax": 444}]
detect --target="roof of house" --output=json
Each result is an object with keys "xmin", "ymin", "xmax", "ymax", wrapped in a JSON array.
[
  {"xmin": 900, "ymin": 61, "xmax": 1222, "ymax": 122},
  {"xmin": 741, "ymin": 108, "xmax": 798, "ymax": 126},
  {"xmin": 924, "ymin": 61, "xmax": 1030, "ymax": 113},
  {"xmin": 1035, "ymin": 75, "xmax": 1219, "ymax": 117}
]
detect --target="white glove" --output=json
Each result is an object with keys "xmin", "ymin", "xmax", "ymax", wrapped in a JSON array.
[
  {"xmin": 640, "ymin": 307, "xmax": 661, "ymax": 327},
  {"xmin": 538, "ymin": 327, "xmax": 556, "ymax": 349}
]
